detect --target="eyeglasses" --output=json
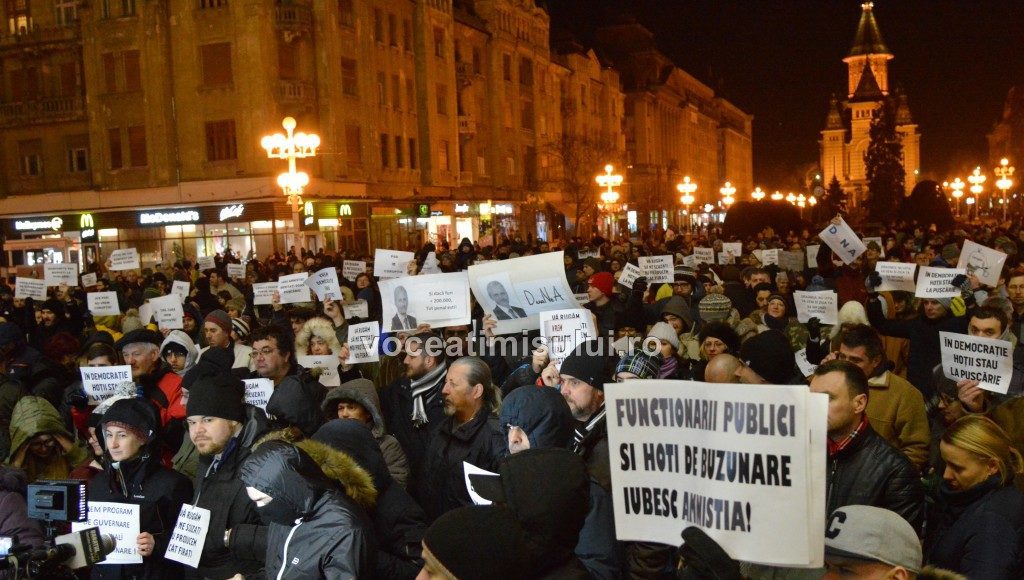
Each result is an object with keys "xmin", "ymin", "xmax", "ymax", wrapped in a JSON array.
[{"xmin": 249, "ymin": 348, "xmax": 279, "ymax": 359}]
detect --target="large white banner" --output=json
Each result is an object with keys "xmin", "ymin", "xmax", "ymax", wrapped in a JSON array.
[
  {"xmin": 939, "ymin": 331, "xmax": 1013, "ymax": 394},
  {"xmin": 915, "ymin": 266, "xmax": 965, "ymax": 299},
  {"xmin": 606, "ymin": 380, "xmax": 827, "ymax": 567},
  {"xmin": 468, "ymin": 252, "xmax": 581, "ymax": 335},
  {"xmin": 378, "ymin": 271, "xmax": 470, "ymax": 332},
  {"xmin": 957, "ymin": 240, "xmax": 1007, "ymax": 288},
  {"xmin": 818, "ymin": 217, "xmax": 866, "ymax": 265}
]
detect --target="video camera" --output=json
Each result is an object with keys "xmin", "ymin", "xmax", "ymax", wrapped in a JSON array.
[{"xmin": 1, "ymin": 481, "xmax": 116, "ymax": 579}]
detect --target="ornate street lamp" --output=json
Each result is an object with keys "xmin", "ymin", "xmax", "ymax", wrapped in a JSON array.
[
  {"xmin": 261, "ymin": 117, "xmax": 320, "ymax": 212},
  {"xmin": 995, "ymin": 158, "xmax": 1015, "ymax": 220},
  {"xmin": 719, "ymin": 181, "xmax": 736, "ymax": 208},
  {"xmin": 677, "ymin": 176, "xmax": 697, "ymax": 232},
  {"xmin": 751, "ymin": 187, "xmax": 765, "ymax": 201},
  {"xmin": 596, "ymin": 164, "xmax": 623, "ymax": 235},
  {"xmin": 968, "ymin": 166, "xmax": 986, "ymax": 219},
  {"xmin": 949, "ymin": 177, "xmax": 965, "ymax": 217}
]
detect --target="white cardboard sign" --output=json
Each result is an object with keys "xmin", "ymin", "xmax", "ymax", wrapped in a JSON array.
[
  {"xmin": 468, "ymin": 252, "xmax": 580, "ymax": 335},
  {"xmin": 72, "ymin": 502, "xmax": 141, "ymax": 564},
  {"xmin": 693, "ymin": 247, "xmax": 715, "ymax": 265},
  {"xmin": 278, "ymin": 272, "xmax": 312, "ymax": 304},
  {"xmin": 616, "ymin": 262, "xmax": 643, "ymax": 289},
  {"xmin": 44, "ymin": 263, "xmax": 78, "ymax": 287},
  {"xmin": 818, "ymin": 217, "xmax": 866, "ymax": 265},
  {"xmin": 915, "ymin": 267, "xmax": 966, "ymax": 299},
  {"xmin": 639, "ymin": 255, "xmax": 673, "ymax": 284},
  {"xmin": 863, "ymin": 236, "xmax": 886, "ymax": 258},
  {"xmin": 793, "ymin": 290, "xmax": 838, "ymax": 325},
  {"xmin": 342, "ymin": 260, "xmax": 366, "ymax": 281},
  {"xmin": 165, "ymin": 504, "xmax": 211, "ymax": 569},
  {"xmin": 374, "ymin": 249, "xmax": 415, "ymax": 279},
  {"xmin": 87, "ymin": 291, "xmax": 120, "ymax": 316},
  {"xmin": 297, "ymin": 355, "xmax": 340, "ymax": 387},
  {"xmin": 380, "ymin": 271, "xmax": 471, "ymax": 332},
  {"xmin": 805, "ymin": 245, "xmax": 820, "ymax": 268},
  {"xmin": 252, "ymin": 282, "xmax": 276, "ymax": 305},
  {"xmin": 874, "ymin": 262, "xmax": 917, "ymax": 293},
  {"xmin": 606, "ymin": 380, "xmax": 827, "ymax": 567},
  {"xmin": 109, "ymin": 248, "xmax": 140, "ymax": 271},
  {"xmin": 721, "ymin": 242, "xmax": 742, "ymax": 259},
  {"xmin": 242, "ymin": 378, "xmax": 274, "ymax": 410},
  {"xmin": 343, "ymin": 300, "xmax": 370, "ymax": 319},
  {"xmin": 939, "ymin": 331, "xmax": 1013, "ymax": 394},
  {"xmin": 171, "ymin": 280, "xmax": 190, "ymax": 303},
  {"xmin": 81, "ymin": 272, "xmax": 98, "ymax": 288},
  {"xmin": 15, "ymin": 277, "xmax": 46, "ymax": 300},
  {"xmin": 760, "ymin": 249, "xmax": 779, "ymax": 266},
  {"xmin": 150, "ymin": 294, "xmax": 184, "ymax": 330},
  {"xmin": 226, "ymin": 263, "xmax": 245, "ymax": 280},
  {"xmin": 540, "ymin": 308, "xmax": 596, "ymax": 369},
  {"xmin": 80, "ymin": 365, "xmax": 133, "ymax": 405},
  {"xmin": 196, "ymin": 256, "xmax": 215, "ymax": 271},
  {"xmin": 345, "ymin": 321, "xmax": 381, "ymax": 364},
  {"xmin": 306, "ymin": 267, "xmax": 342, "ymax": 301},
  {"xmin": 957, "ymin": 240, "xmax": 1007, "ymax": 288}
]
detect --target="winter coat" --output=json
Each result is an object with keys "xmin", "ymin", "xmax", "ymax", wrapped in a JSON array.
[
  {"xmin": 585, "ymin": 298, "xmax": 625, "ymax": 337},
  {"xmin": 0, "ymin": 373, "xmax": 27, "ymax": 460},
  {"xmin": 88, "ymin": 452, "xmax": 193, "ymax": 580},
  {"xmin": 6, "ymin": 396, "xmax": 89, "ymax": 482},
  {"xmin": 313, "ymin": 419, "xmax": 428, "ymax": 580},
  {"xmin": 160, "ymin": 330, "xmax": 199, "ymax": 377},
  {"xmin": 379, "ymin": 375, "xmax": 446, "ymax": 478},
  {"xmin": 260, "ymin": 367, "xmax": 327, "ymax": 436},
  {"xmin": 925, "ymin": 476, "xmax": 1024, "ymax": 579},
  {"xmin": 865, "ymin": 371, "xmax": 930, "ymax": 472},
  {"xmin": 239, "ymin": 440, "xmax": 376, "ymax": 579},
  {"xmin": 295, "ymin": 317, "xmax": 343, "ymax": 357},
  {"xmin": 1, "ymin": 321, "xmax": 66, "ymax": 411},
  {"xmin": 0, "ymin": 466, "xmax": 43, "ymax": 549},
  {"xmin": 322, "ymin": 379, "xmax": 411, "ymax": 487},
  {"xmin": 416, "ymin": 408, "xmax": 507, "ymax": 521},
  {"xmin": 826, "ymin": 423, "xmax": 925, "ymax": 533},
  {"xmin": 197, "ymin": 341, "xmax": 253, "ymax": 371}
]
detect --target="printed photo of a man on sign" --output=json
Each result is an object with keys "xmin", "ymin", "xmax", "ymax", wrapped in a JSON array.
[
  {"xmin": 389, "ymin": 284, "xmax": 417, "ymax": 331},
  {"xmin": 486, "ymin": 278, "xmax": 527, "ymax": 320}
]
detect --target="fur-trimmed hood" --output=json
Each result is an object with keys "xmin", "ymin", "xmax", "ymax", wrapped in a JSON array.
[
  {"xmin": 295, "ymin": 317, "xmax": 343, "ymax": 357},
  {"xmin": 253, "ymin": 426, "xmax": 377, "ymax": 509}
]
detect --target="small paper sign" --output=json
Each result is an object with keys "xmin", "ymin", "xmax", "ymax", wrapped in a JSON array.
[
  {"xmin": 81, "ymin": 272, "xmax": 98, "ymax": 288},
  {"xmin": 44, "ymin": 263, "xmax": 78, "ymax": 287},
  {"xmin": 818, "ymin": 217, "xmax": 866, "ymax": 265},
  {"xmin": 721, "ymin": 242, "xmax": 742, "ymax": 259},
  {"xmin": 109, "ymin": 248, "xmax": 140, "ymax": 271},
  {"xmin": 793, "ymin": 290, "xmax": 839, "ymax": 325},
  {"xmin": 863, "ymin": 237, "xmax": 886, "ymax": 258},
  {"xmin": 574, "ymin": 293, "xmax": 591, "ymax": 304},
  {"xmin": 805, "ymin": 245, "xmax": 820, "ymax": 268},
  {"xmin": 779, "ymin": 251, "xmax": 804, "ymax": 272},
  {"xmin": 875, "ymin": 262, "xmax": 917, "ymax": 293},
  {"xmin": 940, "ymin": 331, "xmax": 1013, "ymax": 394},
  {"xmin": 639, "ymin": 255, "xmax": 673, "ymax": 284},
  {"xmin": 297, "ymin": 355, "xmax": 340, "ymax": 387},
  {"xmin": 196, "ymin": 256, "xmax": 215, "ymax": 271},
  {"xmin": 374, "ymin": 249, "xmax": 415, "ymax": 279},
  {"xmin": 150, "ymin": 294, "xmax": 184, "ymax": 330},
  {"xmin": 464, "ymin": 461, "xmax": 499, "ymax": 506},
  {"xmin": 72, "ymin": 502, "xmax": 141, "ymax": 564},
  {"xmin": 87, "ymin": 291, "xmax": 121, "ymax": 316},
  {"xmin": 957, "ymin": 240, "xmax": 1007, "ymax": 288},
  {"xmin": 760, "ymin": 249, "xmax": 779, "ymax": 266},
  {"xmin": 345, "ymin": 321, "xmax": 380, "ymax": 364},
  {"xmin": 794, "ymin": 348, "xmax": 818, "ymax": 378},
  {"xmin": 682, "ymin": 254, "xmax": 697, "ymax": 268},
  {"xmin": 278, "ymin": 272, "xmax": 312, "ymax": 304},
  {"xmin": 80, "ymin": 365, "xmax": 133, "ymax": 404},
  {"xmin": 226, "ymin": 263, "xmax": 245, "ymax": 280},
  {"xmin": 253, "ymin": 282, "xmax": 276, "ymax": 305},
  {"xmin": 617, "ymin": 262, "xmax": 643, "ymax": 289},
  {"xmin": 15, "ymin": 277, "xmax": 46, "ymax": 300},
  {"xmin": 242, "ymin": 378, "xmax": 273, "ymax": 410},
  {"xmin": 343, "ymin": 300, "xmax": 369, "ymax": 319},
  {"xmin": 171, "ymin": 280, "xmax": 190, "ymax": 303},
  {"xmin": 540, "ymin": 308, "xmax": 596, "ymax": 368},
  {"xmin": 915, "ymin": 267, "xmax": 966, "ymax": 299},
  {"xmin": 306, "ymin": 267, "xmax": 342, "ymax": 301},
  {"xmin": 342, "ymin": 260, "xmax": 366, "ymax": 281},
  {"xmin": 165, "ymin": 504, "xmax": 210, "ymax": 569},
  {"xmin": 693, "ymin": 247, "xmax": 715, "ymax": 265}
]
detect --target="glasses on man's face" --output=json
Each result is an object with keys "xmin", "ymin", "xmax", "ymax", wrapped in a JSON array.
[{"xmin": 249, "ymin": 348, "xmax": 278, "ymax": 359}]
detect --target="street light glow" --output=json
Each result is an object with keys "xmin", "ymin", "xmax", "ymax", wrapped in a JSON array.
[{"xmin": 262, "ymin": 116, "xmax": 320, "ymax": 212}]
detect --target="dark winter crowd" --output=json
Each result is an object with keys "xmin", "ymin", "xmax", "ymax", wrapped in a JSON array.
[{"xmin": 1, "ymin": 216, "xmax": 1024, "ymax": 580}]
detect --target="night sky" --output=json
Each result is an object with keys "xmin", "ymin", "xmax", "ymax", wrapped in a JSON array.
[{"xmin": 547, "ymin": 0, "xmax": 1024, "ymax": 189}]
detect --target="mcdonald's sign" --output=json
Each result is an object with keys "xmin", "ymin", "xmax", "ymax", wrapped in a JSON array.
[{"xmin": 79, "ymin": 213, "xmax": 97, "ymax": 242}]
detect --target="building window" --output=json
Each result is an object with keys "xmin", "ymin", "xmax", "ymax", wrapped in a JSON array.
[
  {"xmin": 394, "ymin": 135, "xmax": 404, "ymax": 168},
  {"xmin": 476, "ymin": 155, "xmax": 486, "ymax": 176},
  {"xmin": 278, "ymin": 41, "xmax": 296, "ymax": 80},
  {"xmin": 121, "ymin": 0, "xmax": 135, "ymax": 17},
  {"xmin": 199, "ymin": 0, "xmax": 228, "ymax": 8},
  {"xmin": 435, "ymin": 83, "xmax": 447, "ymax": 115},
  {"xmin": 345, "ymin": 124, "xmax": 362, "ymax": 165},
  {"xmin": 67, "ymin": 147, "xmax": 88, "ymax": 173},
  {"xmin": 520, "ymin": 100, "xmax": 534, "ymax": 130},
  {"xmin": 387, "ymin": 13, "xmax": 397, "ymax": 47},
  {"xmin": 379, "ymin": 133, "xmax": 390, "ymax": 168},
  {"xmin": 200, "ymin": 43, "xmax": 233, "ymax": 87},
  {"xmin": 127, "ymin": 125, "xmax": 146, "ymax": 167},
  {"xmin": 55, "ymin": 0, "xmax": 78, "ymax": 26},
  {"xmin": 373, "ymin": 9, "xmax": 383, "ymax": 43},
  {"xmin": 340, "ymin": 58, "xmax": 358, "ymax": 97},
  {"xmin": 392, "ymin": 75, "xmax": 400, "ymax": 110},
  {"xmin": 408, "ymin": 138, "xmax": 417, "ymax": 169},
  {"xmin": 519, "ymin": 57, "xmax": 533, "ymax": 87},
  {"xmin": 402, "ymin": 19, "xmax": 411, "ymax": 51},
  {"xmin": 59, "ymin": 62, "xmax": 78, "ymax": 96},
  {"xmin": 108, "ymin": 128, "xmax": 122, "ymax": 170},
  {"xmin": 439, "ymin": 140, "xmax": 450, "ymax": 171},
  {"xmin": 472, "ymin": 48, "xmax": 482, "ymax": 74},
  {"xmin": 433, "ymin": 27, "xmax": 444, "ymax": 58},
  {"xmin": 18, "ymin": 140, "xmax": 42, "ymax": 177},
  {"xmin": 406, "ymin": 78, "xmax": 415, "ymax": 113},
  {"xmin": 502, "ymin": 53, "xmax": 512, "ymax": 81},
  {"xmin": 123, "ymin": 50, "xmax": 141, "ymax": 92},
  {"xmin": 100, "ymin": 0, "xmax": 110, "ymax": 18},
  {"xmin": 377, "ymin": 72, "xmax": 386, "ymax": 106},
  {"xmin": 102, "ymin": 53, "xmax": 117, "ymax": 93},
  {"xmin": 205, "ymin": 120, "xmax": 237, "ymax": 161},
  {"xmin": 337, "ymin": 0, "xmax": 353, "ymax": 28},
  {"xmin": 506, "ymin": 154, "xmax": 515, "ymax": 176}
]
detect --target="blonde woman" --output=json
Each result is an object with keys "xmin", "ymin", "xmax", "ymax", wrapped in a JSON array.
[{"xmin": 925, "ymin": 415, "xmax": 1024, "ymax": 578}]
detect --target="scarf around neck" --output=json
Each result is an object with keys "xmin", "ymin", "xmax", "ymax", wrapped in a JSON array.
[
  {"xmin": 410, "ymin": 360, "xmax": 448, "ymax": 427},
  {"xmin": 572, "ymin": 405, "xmax": 607, "ymax": 455}
]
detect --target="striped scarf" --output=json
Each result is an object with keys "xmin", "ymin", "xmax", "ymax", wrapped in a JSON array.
[
  {"xmin": 571, "ymin": 405, "xmax": 607, "ymax": 455},
  {"xmin": 410, "ymin": 360, "xmax": 448, "ymax": 427}
]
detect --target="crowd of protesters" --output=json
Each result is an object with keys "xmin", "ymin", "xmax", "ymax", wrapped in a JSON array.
[{"xmin": 1, "ymin": 215, "xmax": 1023, "ymax": 579}]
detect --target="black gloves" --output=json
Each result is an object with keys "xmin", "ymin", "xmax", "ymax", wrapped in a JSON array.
[
  {"xmin": 677, "ymin": 526, "xmax": 741, "ymax": 580},
  {"xmin": 866, "ymin": 271, "xmax": 882, "ymax": 290},
  {"xmin": 951, "ymin": 274, "xmax": 968, "ymax": 288},
  {"xmin": 805, "ymin": 317, "xmax": 821, "ymax": 339},
  {"xmin": 632, "ymin": 276, "xmax": 648, "ymax": 296}
]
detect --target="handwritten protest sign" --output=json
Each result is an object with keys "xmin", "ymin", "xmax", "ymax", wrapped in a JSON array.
[
  {"xmin": 577, "ymin": 249, "xmax": 600, "ymax": 260},
  {"xmin": 150, "ymin": 294, "xmax": 184, "ymax": 330},
  {"xmin": 342, "ymin": 260, "xmax": 366, "ymax": 281},
  {"xmin": 682, "ymin": 254, "xmax": 697, "ymax": 268},
  {"xmin": 252, "ymin": 282, "xmax": 276, "ymax": 305},
  {"xmin": 306, "ymin": 267, "xmax": 342, "ymax": 301},
  {"xmin": 794, "ymin": 349, "xmax": 818, "ymax": 378},
  {"xmin": 87, "ymin": 291, "xmax": 120, "ymax": 316},
  {"xmin": 196, "ymin": 256, "xmax": 215, "ymax": 271},
  {"xmin": 379, "ymin": 271, "xmax": 470, "ymax": 332},
  {"xmin": 863, "ymin": 236, "xmax": 886, "ymax": 258},
  {"xmin": 81, "ymin": 272, "xmax": 98, "ymax": 288},
  {"xmin": 639, "ymin": 255, "xmax": 674, "ymax": 284},
  {"xmin": 939, "ymin": 331, "xmax": 1013, "ymax": 394},
  {"xmin": 778, "ymin": 250, "xmax": 804, "ymax": 273},
  {"xmin": 297, "ymin": 355, "xmax": 340, "ymax": 387},
  {"xmin": 374, "ymin": 249, "xmax": 415, "ymax": 279},
  {"xmin": 44, "ymin": 263, "xmax": 78, "ymax": 287},
  {"xmin": 172, "ymin": 280, "xmax": 190, "ymax": 303},
  {"xmin": 469, "ymin": 252, "xmax": 580, "ymax": 335},
  {"xmin": 72, "ymin": 502, "xmax": 141, "ymax": 564},
  {"xmin": 818, "ymin": 217, "xmax": 866, "ymax": 265},
  {"xmin": 346, "ymin": 322, "xmax": 380, "ymax": 364},
  {"xmin": 15, "ymin": 277, "xmax": 46, "ymax": 300},
  {"xmin": 805, "ymin": 245, "xmax": 820, "ymax": 268},
  {"xmin": 109, "ymin": 248, "xmax": 140, "ymax": 271},
  {"xmin": 343, "ymin": 300, "xmax": 369, "ymax": 319},
  {"xmin": 875, "ymin": 261, "xmax": 917, "ymax": 293},
  {"xmin": 957, "ymin": 240, "xmax": 1007, "ymax": 288},
  {"xmin": 165, "ymin": 504, "xmax": 210, "ymax": 568},
  {"xmin": 722, "ymin": 243, "xmax": 742, "ymax": 259},
  {"xmin": 80, "ymin": 365, "xmax": 132, "ymax": 404},
  {"xmin": 242, "ymin": 379, "xmax": 273, "ymax": 410},
  {"xmin": 540, "ymin": 309, "xmax": 596, "ymax": 369},
  {"xmin": 760, "ymin": 249, "xmax": 779, "ymax": 266},
  {"xmin": 616, "ymin": 262, "xmax": 643, "ymax": 289},
  {"xmin": 278, "ymin": 272, "xmax": 311, "ymax": 304},
  {"xmin": 794, "ymin": 290, "xmax": 838, "ymax": 325},
  {"xmin": 226, "ymin": 263, "xmax": 245, "ymax": 280},
  {"xmin": 606, "ymin": 380, "xmax": 827, "ymax": 567},
  {"xmin": 694, "ymin": 247, "xmax": 715, "ymax": 265},
  {"xmin": 915, "ymin": 266, "xmax": 965, "ymax": 299}
]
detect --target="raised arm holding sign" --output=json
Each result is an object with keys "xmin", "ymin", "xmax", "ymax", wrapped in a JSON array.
[{"xmin": 818, "ymin": 216, "xmax": 866, "ymax": 265}]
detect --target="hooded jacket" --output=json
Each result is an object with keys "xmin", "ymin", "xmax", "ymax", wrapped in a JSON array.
[
  {"xmin": 1, "ymin": 321, "xmax": 66, "ymax": 411},
  {"xmin": 160, "ymin": 330, "xmax": 199, "ymax": 377},
  {"xmin": 0, "ymin": 465, "xmax": 44, "ymax": 550},
  {"xmin": 239, "ymin": 440, "xmax": 376, "ymax": 579},
  {"xmin": 263, "ymin": 366, "xmax": 327, "ymax": 436},
  {"xmin": 322, "ymin": 378, "xmax": 411, "ymax": 487},
  {"xmin": 295, "ymin": 317, "xmax": 343, "ymax": 358},
  {"xmin": 6, "ymin": 396, "xmax": 88, "ymax": 482},
  {"xmin": 313, "ymin": 419, "xmax": 427, "ymax": 580}
]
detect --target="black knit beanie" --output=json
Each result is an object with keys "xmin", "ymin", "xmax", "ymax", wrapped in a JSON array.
[{"xmin": 186, "ymin": 375, "xmax": 246, "ymax": 422}]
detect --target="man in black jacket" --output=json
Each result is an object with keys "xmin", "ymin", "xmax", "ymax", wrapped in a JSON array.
[
  {"xmin": 415, "ymin": 356, "xmax": 506, "ymax": 521},
  {"xmin": 247, "ymin": 324, "xmax": 328, "ymax": 436},
  {"xmin": 810, "ymin": 360, "xmax": 925, "ymax": 532}
]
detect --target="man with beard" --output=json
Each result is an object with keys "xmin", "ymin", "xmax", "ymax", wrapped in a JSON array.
[
  {"xmin": 415, "ymin": 356, "xmax": 505, "ymax": 521},
  {"xmin": 379, "ymin": 331, "xmax": 449, "ymax": 481}
]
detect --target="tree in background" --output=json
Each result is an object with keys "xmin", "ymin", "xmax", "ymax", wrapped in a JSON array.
[
  {"xmin": 864, "ymin": 104, "xmax": 906, "ymax": 221},
  {"xmin": 822, "ymin": 175, "xmax": 848, "ymax": 219}
]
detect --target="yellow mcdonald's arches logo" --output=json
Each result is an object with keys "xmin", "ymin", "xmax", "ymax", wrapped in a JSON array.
[
  {"xmin": 338, "ymin": 204, "xmax": 352, "ymax": 216},
  {"xmin": 80, "ymin": 213, "xmax": 94, "ymax": 228},
  {"xmin": 304, "ymin": 201, "xmax": 314, "ymax": 216}
]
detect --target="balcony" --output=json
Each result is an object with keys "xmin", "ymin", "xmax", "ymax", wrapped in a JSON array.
[
  {"xmin": 457, "ymin": 115, "xmax": 476, "ymax": 135},
  {"xmin": 456, "ymin": 61, "xmax": 475, "ymax": 87},
  {"xmin": 276, "ymin": 80, "xmax": 315, "ymax": 105},
  {"xmin": 0, "ymin": 95, "xmax": 85, "ymax": 128},
  {"xmin": 0, "ymin": 25, "xmax": 80, "ymax": 53},
  {"xmin": 275, "ymin": 5, "xmax": 311, "ymax": 37}
]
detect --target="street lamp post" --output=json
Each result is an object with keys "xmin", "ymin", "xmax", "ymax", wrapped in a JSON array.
[
  {"xmin": 751, "ymin": 187, "xmax": 765, "ymax": 201},
  {"xmin": 770, "ymin": 190, "xmax": 784, "ymax": 202},
  {"xmin": 261, "ymin": 117, "xmax": 320, "ymax": 213},
  {"xmin": 677, "ymin": 176, "xmax": 697, "ymax": 232},
  {"xmin": 719, "ymin": 181, "xmax": 736, "ymax": 211},
  {"xmin": 949, "ymin": 177, "xmax": 965, "ymax": 217},
  {"xmin": 596, "ymin": 164, "xmax": 623, "ymax": 236},
  {"xmin": 995, "ymin": 158, "xmax": 1015, "ymax": 220},
  {"xmin": 968, "ymin": 166, "xmax": 986, "ymax": 221}
]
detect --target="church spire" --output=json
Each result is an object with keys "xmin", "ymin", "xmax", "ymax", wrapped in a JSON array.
[
  {"xmin": 848, "ymin": 2, "xmax": 891, "ymax": 57},
  {"xmin": 850, "ymin": 58, "xmax": 884, "ymax": 102},
  {"xmin": 825, "ymin": 94, "xmax": 843, "ymax": 130}
]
